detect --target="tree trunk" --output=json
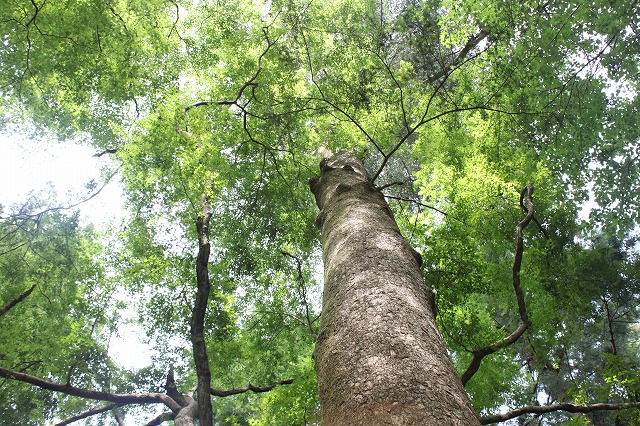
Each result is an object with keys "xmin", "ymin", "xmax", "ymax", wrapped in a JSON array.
[{"xmin": 310, "ymin": 151, "xmax": 480, "ymax": 425}]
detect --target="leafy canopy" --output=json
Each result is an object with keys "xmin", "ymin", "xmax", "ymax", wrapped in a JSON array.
[{"xmin": 1, "ymin": 0, "xmax": 639, "ymax": 424}]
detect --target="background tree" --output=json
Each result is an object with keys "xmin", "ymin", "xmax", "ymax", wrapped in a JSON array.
[{"xmin": 1, "ymin": 0, "xmax": 639, "ymax": 424}]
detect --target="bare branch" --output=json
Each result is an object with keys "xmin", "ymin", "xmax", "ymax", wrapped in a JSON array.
[
  {"xmin": 299, "ymin": 27, "xmax": 384, "ymax": 156},
  {"xmin": 460, "ymin": 184, "xmax": 534, "ymax": 386},
  {"xmin": 0, "ymin": 367, "xmax": 181, "ymax": 412},
  {"xmin": 479, "ymin": 401, "xmax": 640, "ymax": 424},
  {"xmin": 0, "ymin": 167, "xmax": 121, "ymax": 221},
  {"xmin": 93, "ymin": 148, "xmax": 119, "ymax": 157},
  {"xmin": 0, "ymin": 283, "xmax": 36, "ymax": 317},
  {"xmin": 210, "ymin": 379, "xmax": 294, "ymax": 397},
  {"xmin": 55, "ymin": 404, "xmax": 121, "ymax": 426},
  {"xmin": 280, "ymin": 250, "xmax": 319, "ymax": 339}
]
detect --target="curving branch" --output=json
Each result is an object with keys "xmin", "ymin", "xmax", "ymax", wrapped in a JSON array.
[
  {"xmin": 210, "ymin": 379, "xmax": 294, "ymax": 397},
  {"xmin": 371, "ymin": 29, "xmax": 489, "ymax": 183},
  {"xmin": 479, "ymin": 401, "xmax": 640, "ymax": 424},
  {"xmin": 0, "ymin": 283, "xmax": 36, "ymax": 318},
  {"xmin": 460, "ymin": 184, "xmax": 534, "ymax": 386},
  {"xmin": 184, "ymin": 27, "xmax": 277, "ymax": 114},
  {"xmin": 0, "ymin": 367, "xmax": 181, "ymax": 412},
  {"xmin": 144, "ymin": 412, "xmax": 176, "ymax": 426}
]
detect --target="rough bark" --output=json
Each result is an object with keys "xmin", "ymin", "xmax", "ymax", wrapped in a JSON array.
[
  {"xmin": 191, "ymin": 207, "xmax": 214, "ymax": 426},
  {"xmin": 310, "ymin": 151, "xmax": 480, "ymax": 425}
]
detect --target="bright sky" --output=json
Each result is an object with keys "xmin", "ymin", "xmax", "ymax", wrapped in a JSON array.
[
  {"xmin": 1, "ymin": 132, "xmax": 152, "ymax": 370},
  {"xmin": 0, "ymin": 133, "xmax": 123, "ymax": 225}
]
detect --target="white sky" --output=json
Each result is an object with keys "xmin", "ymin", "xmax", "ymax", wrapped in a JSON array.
[
  {"xmin": 1, "ymin": 132, "xmax": 152, "ymax": 370},
  {"xmin": 0, "ymin": 133, "xmax": 124, "ymax": 225}
]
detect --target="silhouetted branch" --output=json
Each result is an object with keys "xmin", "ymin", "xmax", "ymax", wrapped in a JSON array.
[
  {"xmin": 55, "ymin": 404, "xmax": 121, "ymax": 426},
  {"xmin": 0, "ymin": 167, "xmax": 121, "ymax": 221},
  {"xmin": 210, "ymin": 379, "xmax": 293, "ymax": 397},
  {"xmin": 460, "ymin": 184, "xmax": 534, "ymax": 386},
  {"xmin": 0, "ymin": 283, "xmax": 36, "ymax": 317},
  {"xmin": 280, "ymin": 250, "xmax": 318, "ymax": 339},
  {"xmin": 93, "ymin": 148, "xmax": 118, "ymax": 157},
  {"xmin": 479, "ymin": 401, "xmax": 640, "ymax": 424},
  {"xmin": 0, "ymin": 367, "xmax": 181, "ymax": 412}
]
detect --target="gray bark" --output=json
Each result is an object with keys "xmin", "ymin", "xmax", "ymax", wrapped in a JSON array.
[{"xmin": 310, "ymin": 151, "xmax": 480, "ymax": 425}]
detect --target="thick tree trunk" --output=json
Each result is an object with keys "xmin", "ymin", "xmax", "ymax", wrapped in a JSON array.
[{"xmin": 310, "ymin": 152, "xmax": 480, "ymax": 425}]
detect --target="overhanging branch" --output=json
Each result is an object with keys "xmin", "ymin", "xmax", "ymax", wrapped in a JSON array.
[
  {"xmin": 210, "ymin": 379, "xmax": 294, "ymax": 397},
  {"xmin": 0, "ymin": 367, "xmax": 181, "ymax": 412},
  {"xmin": 55, "ymin": 404, "xmax": 121, "ymax": 426},
  {"xmin": 479, "ymin": 401, "xmax": 640, "ymax": 424}
]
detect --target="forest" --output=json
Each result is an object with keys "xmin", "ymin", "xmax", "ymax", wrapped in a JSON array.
[{"xmin": 1, "ymin": 0, "xmax": 639, "ymax": 424}]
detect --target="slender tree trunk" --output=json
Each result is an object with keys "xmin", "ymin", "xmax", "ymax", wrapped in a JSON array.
[{"xmin": 310, "ymin": 152, "xmax": 480, "ymax": 425}]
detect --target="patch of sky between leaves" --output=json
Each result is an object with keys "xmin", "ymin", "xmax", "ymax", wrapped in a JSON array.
[{"xmin": 0, "ymin": 132, "xmax": 155, "ymax": 370}]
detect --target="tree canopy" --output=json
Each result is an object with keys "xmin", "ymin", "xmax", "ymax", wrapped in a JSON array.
[{"xmin": 1, "ymin": 0, "xmax": 639, "ymax": 424}]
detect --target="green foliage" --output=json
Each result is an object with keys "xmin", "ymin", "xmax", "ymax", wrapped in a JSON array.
[
  {"xmin": 0, "ymin": 192, "xmax": 118, "ymax": 423},
  {"xmin": 1, "ymin": 0, "xmax": 640, "ymax": 424}
]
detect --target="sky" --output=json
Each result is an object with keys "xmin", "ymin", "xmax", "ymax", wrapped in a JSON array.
[
  {"xmin": 1, "ymin": 132, "xmax": 152, "ymax": 369},
  {"xmin": 0, "ymin": 133, "xmax": 123, "ymax": 226}
]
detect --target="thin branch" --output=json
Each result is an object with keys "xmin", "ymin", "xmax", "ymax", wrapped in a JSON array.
[
  {"xmin": 0, "ymin": 367, "xmax": 181, "ymax": 412},
  {"xmin": 479, "ymin": 401, "xmax": 640, "ymax": 424},
  {"xmin": 184, "ymin": 27, "xmax": 277, "ymax": 113},
  {"xmin": 460, "ymin": 184, "xmax": 534, "ymax": 386},
  {"xmin": 299, "ymin": 27, "xmax": 384, "ymax": 156},
  {"xmin": 55, "ymin": 404, "xmax": 122, "ymax": 426},
  {"xmin": 209, "ymin": 379, "xmax": 293, "ymax": 397},
  {"xmin": 0, "ymin": 283, "xmax": 37, "ymax": 317},
  {"xmin": 0, "ymin": 166, "xmax": 122, "ymax": 220},
  {"xmin": 280, "ymin": 250, "xmax": 318, "ymax": 339},
  {"xmin": 371, "ymin": 29, "xmax": 490, "ymax": 182},
  {"xmin": 383, "ymin": 195, "xmax": 448, "ymax": 217}
]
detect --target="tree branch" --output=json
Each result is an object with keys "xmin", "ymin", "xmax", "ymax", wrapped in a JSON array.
[
  {"xmin": 0, "ymin": 283, "xmax": 36, "ymax": 318},
  {"xmin": 460, "ymin": 184, "xmax": 534, "ymax": 386},
  {"xmin": 0, "ymin": 367, "xmax": 181, "ymax": 412},
  {"xmin": 191, "ymin": 204, "xmax": 214, "ymax": 426},
  {"xmin": 479, "ymin": 401, "xmax": 640, "ymax": 424},
  {"xmin": 280, "ymin": 250, "xmax": 318, "ymax": 339},
  {"xmin": 209, "ymin": 379, "xmax": 294, "ymax": 397},
  {"xmin": 0, "ymin": 166, "xmax": 121, "ymax": 221},
  {"xmin": 55, "ymin": 404, "xmax": 121, "ymax": 426},
  {"xmin": 144, "ymin": 412, "xmax": 176, "ymax": 426}
]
